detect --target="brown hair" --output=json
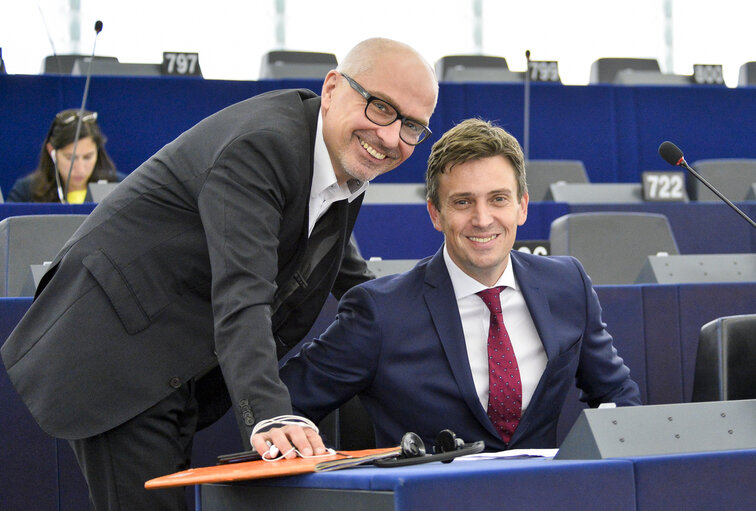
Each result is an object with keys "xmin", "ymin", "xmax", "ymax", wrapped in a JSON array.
[
  {"xmin": 30, "ymin": 109, "xmax": 117, "ymax": 202},
  {"xmin": 426, "ymin": 118, "xmax": 526, "ymax": 209}
]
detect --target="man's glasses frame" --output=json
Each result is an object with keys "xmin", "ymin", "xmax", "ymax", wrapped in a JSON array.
[{"xmin": 340, "ymin": 73, "xmax": 431, "ymax": 146}]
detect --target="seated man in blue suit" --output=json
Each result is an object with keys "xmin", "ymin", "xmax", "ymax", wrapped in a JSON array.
[{"xmin": 252, "ymin": 118, "xmax": 641, "ymax": 456}]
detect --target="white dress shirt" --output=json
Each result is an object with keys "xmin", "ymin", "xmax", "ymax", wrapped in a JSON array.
[
  {"xmin": 443, "ymin": 246, "xmax": 548, "ymax": 413},
  {"xmin": 308, "ymin": 112, "xmax": 368, "ymax": 236}
]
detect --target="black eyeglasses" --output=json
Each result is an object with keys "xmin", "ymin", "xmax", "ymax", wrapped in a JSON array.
[
  {"xmin": 341, "ymin": 73, "xmax": 431, "ymax": 146},
  {"xmin": 55, "ymin": 110, "xmax": 98, "ymax": 126}
]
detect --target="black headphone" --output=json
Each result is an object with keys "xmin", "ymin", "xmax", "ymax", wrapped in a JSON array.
[{"xmin": 375, "ymin": 430, "xmax": 485, "ymax": 467}]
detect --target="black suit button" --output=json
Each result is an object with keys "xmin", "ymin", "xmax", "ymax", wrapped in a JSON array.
[
  {"xmin": 243, "ymin": 411, "xmax": 255, "ymax": 426},
  {"xmin": 169, "ymin": 377, "xmax": 182, "ymax": 389}
]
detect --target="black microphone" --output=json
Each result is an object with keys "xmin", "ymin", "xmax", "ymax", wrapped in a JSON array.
[
  {"xmin": 60, "ymin": 20, "xmax": 103, "ymax": 203},
  {"xmin": 658, "ymin": 141, "xmax": 756, "ymax": 229}
]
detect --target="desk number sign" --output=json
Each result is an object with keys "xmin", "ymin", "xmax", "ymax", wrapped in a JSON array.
[
  {"xmin": 692, "ymin": 64, "xmax": 724, "ymax": 85},
  {"xmin": 162, "ymin": 52, "xmax": 202, "ymax": 76},
  {"xmin": 527, "ymin": 61, "xmax": 560, "ymax": 82},
  {"xmin": 642, "ymin": 171, "xmax": 687, "ymax": 202}
]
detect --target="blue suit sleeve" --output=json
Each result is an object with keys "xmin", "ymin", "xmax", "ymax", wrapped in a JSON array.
[
  {"xmin": 279, "ymin": 284, "xmax": 381, "ymax": 423},
  {"xmin": 571, "ymin": 257, "xmax": 642, "ymax": 407}
]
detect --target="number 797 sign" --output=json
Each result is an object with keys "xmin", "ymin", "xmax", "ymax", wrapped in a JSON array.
[{"xmin": 162, "ymin": 52, "xmax": 202, "ymax": 76}]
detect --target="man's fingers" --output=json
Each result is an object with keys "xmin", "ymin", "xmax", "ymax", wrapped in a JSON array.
[
  {"xmin": 250, "ymin": 425, "xmax": 326, "ymax": 459},
  {"xmin": 280, "ymin": 425, "xmax": 316, "ymax": 457},
  {"xmin": 267, "ymin": 427, "xmax": 298, "ymax": 458},
  {"xmin": 304, "ymin": 426, "xmax": 327, "ymax": 454}
]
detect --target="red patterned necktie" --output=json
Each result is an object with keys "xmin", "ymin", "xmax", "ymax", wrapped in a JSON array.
[{"xmin": 476, "ymin": 286, "xmax": 522, "ymax": 444}]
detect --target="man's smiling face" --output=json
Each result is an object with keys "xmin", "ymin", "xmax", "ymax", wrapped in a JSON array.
[
  {"xmin": 320, "ymin": 53, "xmax": 437, "ymax": 185},
  {"xmin": 428, "ymin": 155, "xmax": 528, "ymax": 286}
]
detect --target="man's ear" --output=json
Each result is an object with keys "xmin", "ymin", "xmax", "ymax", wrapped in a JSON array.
[
  {"xmin": 517, "ymin": 191, "xmax": 529, "ymax": 226},
  {"xmin": 320, "ymin": 70, "xmax": 340, "ymax": 111},
  {"xmin": 427, "ymin": 200, "xmax": 443, "ymax": 233}
]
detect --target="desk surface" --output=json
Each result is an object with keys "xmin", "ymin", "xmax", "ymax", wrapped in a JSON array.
[
  {"xmin": 201, "ymin": 448, "xmax": 756, "ymax": 511},
  {"xmin": 202, "ymin": 457, "xmax": 637, "ymax": 511}
]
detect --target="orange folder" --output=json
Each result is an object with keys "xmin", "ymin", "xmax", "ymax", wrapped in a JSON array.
[{"xmin": 144, "ymin": 447, "xmax": 399, "ymax": 489}]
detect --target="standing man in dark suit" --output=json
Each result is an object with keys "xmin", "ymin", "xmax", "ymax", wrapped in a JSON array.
[
  {"xmin": 1, "ymin": 38, "xmax": 438, "ymax": 510},
  {"xmin": 256, "ymin": 118, "xmax": 641, "ymax": 454}
]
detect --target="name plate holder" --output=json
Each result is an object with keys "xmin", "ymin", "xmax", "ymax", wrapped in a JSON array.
[{"xmin": 556, "ymin": 399, "xmax": 756, "ymax": 459}]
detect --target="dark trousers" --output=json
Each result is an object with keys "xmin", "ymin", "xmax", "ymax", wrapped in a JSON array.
[{"xmin": 69, "ymin": 381, "xmax": 199, "ymax": 511}]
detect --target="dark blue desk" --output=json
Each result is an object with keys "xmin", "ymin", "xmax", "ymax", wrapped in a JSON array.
[
  {"xmin": 2, "ymin": 282, "xmax": 755, "ymax": 510},
  {"xmin": 200, "ymin": 448, "xmax": 756, "ymax": 511},
  {"xmin": 3, "ymin": 75, "xmax": 755, "ymax": 197},
  {"xmin": 0, "ymin": 197, "xmax": 752, "ymax": 260},
  {"xmin": 353, "ymin": 201, "xmax": 756, "ymax": 260},
  {"xmin": 630, "ymin": 449, "xmax": 756, "ymax": 511},
  {"xmin": 200, "ymin": 457, "xmax": 637, "ymax": 511}
]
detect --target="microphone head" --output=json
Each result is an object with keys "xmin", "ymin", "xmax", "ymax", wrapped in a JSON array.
[
  {"xmin": 94, "ymin": 20, "xmax": 103, "ymax": 33},
  {"xmin": 658, "ymin": 141, "xmax": 684, "ymax": 166}
]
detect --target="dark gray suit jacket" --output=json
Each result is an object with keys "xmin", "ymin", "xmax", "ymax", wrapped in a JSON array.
[{"xmin": 1, "ymin": 89, "xmax": 372, "ymax": 443}]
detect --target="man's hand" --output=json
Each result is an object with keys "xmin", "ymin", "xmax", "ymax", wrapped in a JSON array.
[{"xmin": 251, "ymin": 424, "xmax": 327, "ymax": 459}]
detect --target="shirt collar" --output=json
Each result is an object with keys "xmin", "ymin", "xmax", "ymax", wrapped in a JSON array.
[
  {"xmin": 442, "ymin": 244, "xmax": 518, "ymax": 300},
  {"xmin": 312, "ymin": 111, "xmax": 369, "ymax": 202}
]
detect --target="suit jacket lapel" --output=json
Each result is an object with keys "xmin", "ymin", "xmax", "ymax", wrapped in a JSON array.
[
  {"xmin": 423, "ymin": 248, "xmax": 499, "ymax": 435},
  {"xmin": 510, "ymin": 251, "xmax": 561, "ymax": 361},
  {"xmin": 507, "ymin": 251, "xmax": 564, "ymax": 445}
]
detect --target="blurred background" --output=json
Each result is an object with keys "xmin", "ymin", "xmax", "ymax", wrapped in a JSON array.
[{"xmin": 1, "ymin": 0, "xmax": 754, "ymax": 86}]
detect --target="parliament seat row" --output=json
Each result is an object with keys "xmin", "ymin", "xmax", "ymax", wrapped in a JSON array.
[
  {"xmin": 27, "ymin": 50, "xmax": 756, "ymax": 87},
  {"xmin": 362, "ymin": 158, "xmax": 756, "ymax": 204},
  {"xmin": 4, "ymin": 159, "xmax": 754, "ymax": 206},
  {"xmin": 1, "ymin": 208, "xmax": 753, "ymax": 301}
]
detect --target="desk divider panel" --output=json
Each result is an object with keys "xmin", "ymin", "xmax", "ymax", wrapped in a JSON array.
[{"xmin": 556, "ymin": 400, "xmax": 756, "ymax": 459}]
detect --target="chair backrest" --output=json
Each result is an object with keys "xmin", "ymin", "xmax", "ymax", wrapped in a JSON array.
[
  {"xmin": 435, "ymin": 55, "xmax": 522, "ymax": 83},
  {"xmin": 549, "ymin": 212, "xmax": 679, "ymax": 285},
  {"xmin": 613, "ymin": 69, "xmax": 691, "ymax": 86},
  {"xmin": 71, "ymin": 59, "xmax": 163, "ymax": 77},
  {"xmin": 687, "ymin": 159, "xmax": 756, "ymax": 201},
  {"xmin": 0, "ymin": 215, "xmax": 87, "ymax": 297},
  {"xmin": 366, "ymin": 259, "xmax": 418, "ymax": 277},
  {"xmin": 39, "ymin": 54, "xmax": 119, "ymax": 74},
  {"xmin": 692, "ymin": 314, "xmax": 756, "ymax": 401},
  {"xmin": 88, "ymin": 182, "xmax": 120, "ymax": 202},
  {"xmin": 526, "ymin": 160, "xmax": 589, "ymax": 202},
  {"xmin": 545, "ymin": 182, "xmax": 644, "ymax": 203},
  {"xmin": 739, "ymin": 61, "xmax": 756, "ymax": 86},
  {"xmin": 363, "ymin": 184, "xmax": 426, "ymax": 204},
  {"xmin": 747, "ymin": 183, "xmax": 756, "ymax": 200},
  {"xmin": 259, "ymin": 50, "xmax": 337, "ymax": 79},
  {"xmin": 589, "ymin": 58, "xmax": 661, "ymax": 84}
]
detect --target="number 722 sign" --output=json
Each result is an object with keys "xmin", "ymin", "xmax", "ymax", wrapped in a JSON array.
[
  {"xmin": 161, "ymin": 52, "xmax": 202, "ymax": 76},
  {"xmin": 642, "ymin": 171, "xmax": 688, "ymax": 202}
]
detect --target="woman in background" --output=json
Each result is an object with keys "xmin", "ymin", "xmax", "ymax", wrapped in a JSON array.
[{"xmin": 7, "ymin": 109, "xmax": 121, "ymax": 203}]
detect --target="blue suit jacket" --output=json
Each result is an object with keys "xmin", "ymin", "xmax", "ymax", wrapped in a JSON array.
[{"xmin": 280, "ymin": 247, "xmax": 641, "ymax": 451}]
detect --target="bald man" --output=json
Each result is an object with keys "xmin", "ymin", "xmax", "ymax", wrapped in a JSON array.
[{"xmin": 1, "ymin": 38, "xmax": 438, "ymax": 510}]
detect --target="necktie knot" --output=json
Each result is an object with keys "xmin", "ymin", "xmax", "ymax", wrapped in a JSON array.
[{"xmin": 476, "ymin": 286, "xmax": 505, "ymax": 314}]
